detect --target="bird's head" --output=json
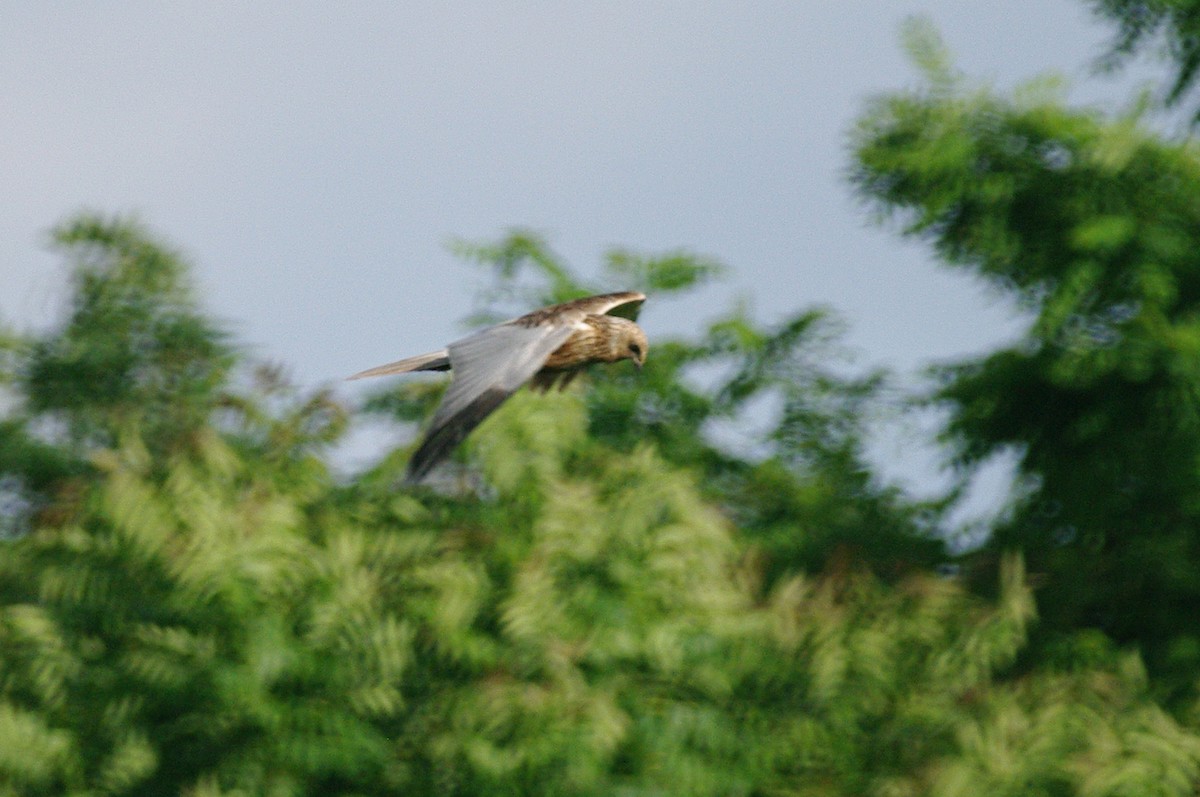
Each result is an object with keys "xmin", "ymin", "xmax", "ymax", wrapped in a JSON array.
[{"xmin": 611, "ymin": 320, "xmax": 649, "ymax": 369}]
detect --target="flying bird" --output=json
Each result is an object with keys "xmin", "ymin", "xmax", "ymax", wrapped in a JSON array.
[{"xmin": 348, "ymin": 291, "xmax": 648, "ymax": 483}]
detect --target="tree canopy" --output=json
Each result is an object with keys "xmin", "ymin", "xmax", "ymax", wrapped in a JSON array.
[{"xmin": 1091, "ymin": 0, "xmax": 1200, "ymax": 124}]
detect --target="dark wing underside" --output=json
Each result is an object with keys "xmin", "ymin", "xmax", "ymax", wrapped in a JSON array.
[{"xmin": 404, "ymin": 387, "xmax": 510, "ymax": 484}]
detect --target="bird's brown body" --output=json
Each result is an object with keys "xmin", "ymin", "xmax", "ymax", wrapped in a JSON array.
[
  {"xmin": 533, "ymin": 314, "xmax": 644, "ymax": 389},
  {"xmin": 348, "ymin": 291, "xmax": 647, "ymax": 482}
]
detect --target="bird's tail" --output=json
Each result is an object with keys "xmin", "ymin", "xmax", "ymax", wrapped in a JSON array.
[{"xmin": 346, "ymin": 349, "xmax": 451, "ymax": 380}]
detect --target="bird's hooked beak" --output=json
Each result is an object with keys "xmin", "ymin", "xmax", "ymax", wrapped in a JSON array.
[{"xmin": 622, "ymin": 324, "xmax": 648, "ymax": 371}]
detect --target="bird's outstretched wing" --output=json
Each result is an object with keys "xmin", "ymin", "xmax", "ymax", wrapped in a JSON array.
[
  {"xmin": 405, "ymin": 320, "xmax": 576, "ymax": 482},
  {"xmin": 517, "ymin": 291, "xmax": 645, "ymax": 326},
  {"xmin": 581, "ymin": 290, "xmax": 645, "ymax": 320}
]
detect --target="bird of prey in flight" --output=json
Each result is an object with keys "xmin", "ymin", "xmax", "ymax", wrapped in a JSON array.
[{"xmin": 348, "ymin": 291, "xmax": 648, "ymax": 483}]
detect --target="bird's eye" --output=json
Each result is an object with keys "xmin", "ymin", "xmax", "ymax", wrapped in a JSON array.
[{"xmin": 629, "ymin": 343, "xmax": 642, "ymax": 357}]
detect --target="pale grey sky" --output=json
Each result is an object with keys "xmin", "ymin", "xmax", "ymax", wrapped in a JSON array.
[{"xmin": 0, "ymin": 2, "xmax": 1144, "ymax": 504}]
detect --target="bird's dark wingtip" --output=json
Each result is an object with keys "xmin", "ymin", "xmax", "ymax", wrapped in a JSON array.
[{"xmin": 403, "ymin": 387, "xmax": 512, "ymax": 485}]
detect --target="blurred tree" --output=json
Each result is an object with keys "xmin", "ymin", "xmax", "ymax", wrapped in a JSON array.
[
  {"xmin": 0, "ymin": 203, "xmax": 1198, "ymax": 794},
  {"xmin": 852, "ymin": 20, "xmax": 1200, "ymax": 699},
  {"xmin": 4, "ymin": 376, "xmax": 1197, "ymax": 795},
  {"xmin": 1091, "ymin": 0, "xmax": 1200, "ymax": 125},
  {"xmin": 25, "ymin": 216, "xmax": 235, "ymax": 453},
  {"xmin": 0, "ymin": 215, "xmax": 236, "ymax": 538}
]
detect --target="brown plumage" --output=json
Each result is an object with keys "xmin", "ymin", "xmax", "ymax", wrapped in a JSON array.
[{"xmin": 348, "ymin": 291, "xmax": 648, "ymax": 483}]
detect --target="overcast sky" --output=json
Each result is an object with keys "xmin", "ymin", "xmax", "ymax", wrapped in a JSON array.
[{"xmin": 0, "ymin": 2, "xmax": 1148, "ymax": 504}]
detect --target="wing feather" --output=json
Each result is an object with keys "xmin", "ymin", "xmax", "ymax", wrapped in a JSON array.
[
  {"xmin": 516, "ymin": 291, "xmax": 645, "ymax": 326},
  {"xmin": 586, "ymin": 291, "xmax": 645, "ymax": 320},
  {"xmin": 346, "ymin": 350, "xmax": 450, "ymax": 380},
  {"xmin": 429, "ymin": 322, "xmax": 574, "ymax": 429},
  {"xmin": 406, "ymin": 321, "xmax": 574, "ymax": 480},
  {"xmin": 405, "ymin": 387, "xmax": 509, "ymax": 483}
]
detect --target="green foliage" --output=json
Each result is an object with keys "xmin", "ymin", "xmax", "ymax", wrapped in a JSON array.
[
  {"xmin": 0, "ymin": 213, "xmax": 1197, "ymax": 795},
  {"xmin": 852, "ymin": 21, "xmax": 1200, "ymax": 699},
  {"xmin": 27, "ymin": 215, "xmax": 234, "ymax": 450},
  {"xmin": 9, "ymin": 362, "xmax": 1186, "ymax": 795},
  {"xmin": 0, "ymin": 215, "xmax": 236, "ymax": 535},
  {"xmin": 1090, "ymin": 0, "xmax": 1200, "ymax": 124}
]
